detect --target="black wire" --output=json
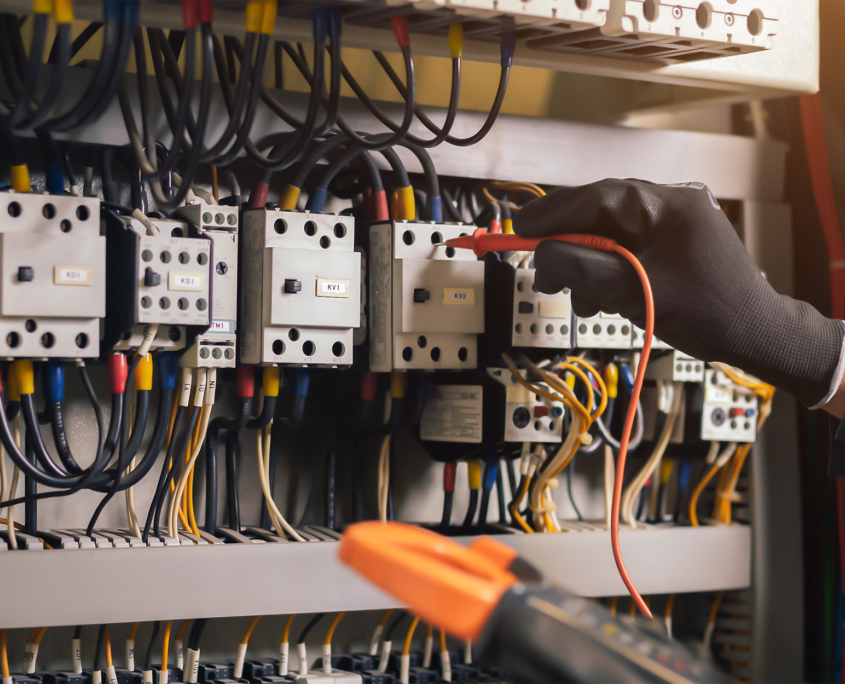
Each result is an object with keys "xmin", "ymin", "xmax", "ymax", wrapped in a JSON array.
[
  {"xmin": 188, "ymin": 618, "xmax": 207, "ymax": 650},
  {"xmin": 153, "ymin": 406, "xmax": 200, "ymax": 539},
  {"xmin": 85, "ymin": 392, "xmax": 128, "ymax": 536},
  {"xmin": 325, "ymin": 440, "xmax": 336, "ymax": 530},
  {"xmin": 478, "ymin": 489, "xmax": 491, "ymax": 531},
  {"xmin": 145, "ymin": 622, "xmax": 160, "ymax": 672},
  {"xmin": 298, "ymin": 439, "xmax": 328, "ymax": 528},
  {"xmin": 142, "ymin": 405, "xmax": 185, "ymax": 542},
  {"xmin": 4, "ymin": 12, "xmax": 48, "ymax": 128},
  {"xmin": 440, "ymin": 490, "xmax": 454, "ymax": 531},
  {"xmin": 69, "ymin": 22, "xmax": 103, "ymax": 59},
  {"xmin": 384, "ymin": 611, "xmax": 407, "ymax": 641},
  {"xmin": 93, "ymin": 624, "xmax": 106, "ymax": 672},
  {"xmin": 73, "ymin": 625, "xmax": 82, "ymax": 640},
  {"xmin": 462, "ymin": 489, "xmax": 479, "ymax": 529},
  {"xmin": 297, "ymin": 614, "xmax": 325, "ymax": 644},
  {"xmin": 567, "ymin": 456, "xmax": 584, "ymax": 522},
  {"xmin": 496, "ymin": 464, "xmax": 507, "ymax": 524},
  {"xmin": 225, "ymin": 428, "xmax": 241, "ymax": 532}
]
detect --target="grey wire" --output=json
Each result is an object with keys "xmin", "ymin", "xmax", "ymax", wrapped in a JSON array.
[{"xmin": 595, "ymin": 400, "xmax": 644, "ymax": 451}]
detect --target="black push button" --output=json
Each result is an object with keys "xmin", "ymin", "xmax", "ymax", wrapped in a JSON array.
[
  {"xmin": 17, "ymin": 266, "xmax": 33, "ymax": 282},
  {"xmin": 518, "ymin": 301, "xmax": 534, "ymax": 314},
  {"xmin": 284, "ymin": 279, "xmax": 302, "ymax": 294},
  {"xmin": 413, "ymin": 288, "xmax": 430, "ymax": 303}
]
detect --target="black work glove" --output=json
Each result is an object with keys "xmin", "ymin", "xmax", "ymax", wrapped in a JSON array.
[{"xmin": 513, "ymin": 179, "xmax": 844, "ymax": 408}]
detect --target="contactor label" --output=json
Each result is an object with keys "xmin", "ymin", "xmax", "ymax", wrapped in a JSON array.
[
  {"xmin": 420, "ymin": 385, "xmax": 483, "ymax": 443},
  {"xmin": 208, "ymin": 319, "xmax": 235, "ymax": 333},
  {"xmin": 54, "ymin": 266, "xmax": 92, "ymax": 286},
  {"xmin": 168, "ymin": 273, "xmax": 204, "ymax": 291},
  {"xmin": 316, "ymin": 278, "xmax": 350, "ymax": 298},
  {"xmin": 443, "ymin": 288, "xmax": 475, "ymax": 306}
]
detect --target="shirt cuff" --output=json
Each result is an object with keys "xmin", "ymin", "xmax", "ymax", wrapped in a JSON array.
[{"xmin": 811, "ymin": 320, "xmax": 845, "ymax": 410}]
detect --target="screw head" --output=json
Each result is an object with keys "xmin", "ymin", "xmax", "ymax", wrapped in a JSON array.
[
  {"xmin": 216, "ymin": 262, "xmax": 228, "ymax": 275},
  {"xmin": 672, "ymin": 6, "xmax": 682, "ymax": 19},
  {"xmin": 725, "ymin": 12, "xmax": 734, "ymax": 25}
]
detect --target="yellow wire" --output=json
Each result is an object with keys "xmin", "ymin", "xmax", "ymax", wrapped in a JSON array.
[
  {"xmin": 491, "ymin": 181, "xmax": 545, "ymax": 197},
  {"xmin": 35, "ymin": 627, "xmax": 47, "ymax": 645},
  {"xmin": 439, "ymin": 629, "xmax": 447, "ymax": 652},
  {"xmin": 609, "ymin": 597, "xmax": 618, "ymax": 617},
  {"xmin": 105, "ymin": 626, "xmax": 113, "ymax": 668},
  {"xmin": 176, "ymin": 620, "xmax": 192, "ymax": 642},
  {"xmin": 129, "ymin": 623, "xmax": 140, "ymax": 640},
  {"xmin": 241, "ymin": 617, "xmax": 261, "ymax": 645},
  {"xmin": 0, "ymin": 629, "xmax": 8, "ymax": 679},
  {"xmin": 502, "ymin": 354, "xmax": 589, "ymax": 425},
  {"xmin": 211, "ymin": 165, "xmax": 219, "ymax": 204},
  {"xmin": 0, "ymin": 518, "xmax": 24, "ymax": 530},
  {"xmin": 508, "ymin": 476, "xmax": 534, "ymax": 534},
  {"xmin": 26, "ymin": 628, "xmax": 39, "ymax": 644},
  {"xmin": 379, "ymin": 610, "xmax": 393, "ymax": 628},
  {"xmin": 166, "ymin": 391, "xmax": 191, "ymax": 531},
  {"xmin": 519, "ymin": 354, "xmax": 593, "ymax": 426},
  {"xmin": 426, "ymin": 624, "xmax": 433, "ymax": 640},
  {"xmin": 281, "ymin": 615, "xmax": 295, "ymax": 644},
  {"xmin": 664, "ymin": 594, "xmax": 675, "ymax": 620},
  {"xmin": 566, "ymin": 357, "xmax": 609, "ymax": 420},
  {"xmin": 403, "ymin": 617, "xmax": 420, "ymax": 656},
  {"xmin": 689, "ymin": 463, "xmax": 721, "ymax": 527},
  {"xmin": 162, "ymin": 621, "xmax": 173, "ymax": 672},
  {"xmin": 187, "ymin": 405, "xmax": 205, "ymax": 536},
  {"xmin": 708, "ymin": 591, "xmax": 725, "ymax": 626},
  {"xmin": 324, "ymin": 613, "xmax": 345, "ymax": 646}
]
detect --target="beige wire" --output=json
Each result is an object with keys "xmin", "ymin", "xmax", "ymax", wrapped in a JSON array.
[
  {"xmin": 256, "ymin": 420, "xmax": 306, "ymax": 542},
  {"xmin": 124, "ymin": 391, "xmax": 141, "ymax": 538},
  {"xmin": 621, "ymin": 384, "xmax": 683, "ymax": 527},
  {"xmin": 603, "ymin": 444, "xmax": 615, "ymax": 528},
  {"xmin": 6, "ymin": 417, "xmax": 21, "ymax": 550},
  {"xmin": 377, "ymin": 435, "xmax": 391, "ymax": 523}
]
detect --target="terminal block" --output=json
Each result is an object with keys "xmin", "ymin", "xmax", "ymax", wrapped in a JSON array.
[
  {"xmin": 0, "ymin": 193, "xmax": 103, "ymax": 358},
  {"xmin": 240, "ymin": 210, "xmax": 359, "ymax": 366},
  {"xmin": 632, "ymin": 325, "xmax": 671, "ymax": 350},
  {"xmin": 368, "ymin": 221, "xmax": 484, "ymax": 371},
  {"xmin": 482, "ymin": 257, "xmax": 572, "ymax": 366},
  {"xmin": 700, "ymin": 368, "xmax": 758, "ymax": 443},
  {"xmin": 176, "ymin": 204, "xmax": 239, "ymax": 368},
  {"xmin": 103, "ymin": 211, "xmax": 212, "ymax": 353},
  {"xmin": 443, "ymin": 0, "xmax": 609, "ymax": 27},
  {"xmin": 646, "ymin": 350, "xmax": 705, "ymax": 383},
  {"xmin": 526, "ymin": 0, "xmax": 776, "ymax": 63},
  {"xmin": 575, "ymin": 313, "xmax": 632, "ymax": 349}
]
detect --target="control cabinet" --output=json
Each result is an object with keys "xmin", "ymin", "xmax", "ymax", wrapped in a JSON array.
[
  {"xmin": 176, "ymin": 204, "xmax": 239, "ymax": 368},
  {"xmin": 240, "ymin": 210, "xmax": 359, "ymax": 366},
  {"xmin": 0, "ymin": 193, "xmax": 103, "ymax": 358},
  {"xmin": 103, "ymin": 211, "xmax": 212, "ymax": 353},
  {"xmin": 368, "ymin": 221, "xmax": 484, "ymax": 372}
]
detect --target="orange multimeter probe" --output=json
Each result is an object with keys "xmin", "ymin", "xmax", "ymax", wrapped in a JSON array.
[{"xmin": 439, "ymin": 228, "xmax": 655, "ymax": 618}]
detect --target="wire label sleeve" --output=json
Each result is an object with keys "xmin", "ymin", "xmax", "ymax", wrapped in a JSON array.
[
  {"xmin": 126, "ymin": 640, "xmax": 135, "ymax": 671},
  {"xmin": 107, "ymin": 665, "xmax": 118, "ymax": 684},
  {"xmin": 142, "ymin": 671, "xmax": 153, "ymax": 684},
  {"xmin": 279, "ymin": 642, "xmax": 289, "ymax": 676},
  {"xmin": 297, "ymin": 643, "xmax": 308, "ymax": 675},
  {"xmin": 440, "ymin": 651, "xmax": 452, "ymax": 682},
  {"xmin": 420, "ymin": 385, "xmax": 483, "ymax": 444},
  {"xmin": 72, "ymin": 638, "xmax": 82, "ymax": 674},
  {"xmin": 322, "ymin": 645, "xmax": 331, "ymax": 674}
]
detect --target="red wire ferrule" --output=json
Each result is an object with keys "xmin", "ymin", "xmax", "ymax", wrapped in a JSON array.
[
  {"xmin": 443, "ymin": 462, "xmax": 457, "ymax": 492},
  {"xmin": 248, "ymin": 181, "xmax": 269, "ymax": 209},
  {"xmin": 391, "ymin": 15, "xmax": 410, "ymax": 48},
  {"xmin": 488, "ymin": 220, "xmax": 502, "ymax": 234},
  {"xmin": 361, "ymin": 372, "xmax": 378, "ymax": 402},
  {"xmin": 109, "ymin": 354, "xmax": 128, "ymax": 394},
  {"xmin": 372, "ymin": 190, "xmax": 390, "ymax": 222},
  {"xmin": 237, "ymin": 366, "xmax": 256, "ymax": 398},
  {"xmin": 198, "ymin": 0, "xmax": 213, "ymax": 24},
  {"xmin": 182, "ymin": 0, "xmax": 198, "ymax": 29}
]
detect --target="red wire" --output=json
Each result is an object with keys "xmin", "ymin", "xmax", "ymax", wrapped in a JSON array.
[{"xmin": 609, "ymin": 244, "xmax": 655, "ymax": 618}]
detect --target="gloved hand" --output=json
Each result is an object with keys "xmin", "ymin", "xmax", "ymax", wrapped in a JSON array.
[{"xmin": 513, "ymin": 179, "xmax": 844, "ymax": 407}]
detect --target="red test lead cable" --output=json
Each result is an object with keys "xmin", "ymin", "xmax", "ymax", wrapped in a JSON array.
[{"xmin": 443, "ymin": 229, "xmax": 655, "ymax": 618}]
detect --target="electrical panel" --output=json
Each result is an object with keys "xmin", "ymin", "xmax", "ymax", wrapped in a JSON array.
[
  {"xmin": 240, "ymin": 210, "xmax": 360, "ymax": 367},
  {"xmin": 700, "ymin": 368, "xmax": 758, "ymax": 443},
  {"xmin": 103, "ymin": 211, "xmax": 212, "ymax": 353},
  {"xmin": 575, "ymin": 312, "xmax": 632, "ymax": 349},
  {"xmin": 0, "ymin": 193, "xmax": 103, "ymax": 358},
  {"xmin": 486, "ymin": 367, "xmax": 565, "ymax": 443},
  {"xmin": 632, "ymin": 325, "xmax": 671, "ymax": 350},
  {"xmin": 176, "ymin": 204, "xmax": 239, "ymax": 368},
  {"xmin": 368, "ymin": 221, "xmax": 484, "ymax": 372}
]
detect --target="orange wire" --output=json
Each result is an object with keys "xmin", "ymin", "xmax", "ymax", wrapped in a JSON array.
[
  {"xmin": 241, "ymin": 617, "xmax": 261, "ymax": 645},
  {"xmin": 33, "ymin": 627, "xmax": 46, "ymax": 645},
  {"xmin": 176, "ymin": 620, "xmax": 192, "ymax": 641},
  {"xmin": 281, "ymin": 616, "xmax": 295, "ymax": 644},
  {"xmin": 608, "ymin": 243, "xmax": 654, "ymax": 618},
  {"xmin": 104, "ymin": 626, "xmax": 113, "ymax": 668},
  {"xmin": 129, "ymin": 623, "xmax": 140, "ymax": 640},
  {"xmin": 1, "ymin": 629, "xmax": 9, "ymax": 679}
]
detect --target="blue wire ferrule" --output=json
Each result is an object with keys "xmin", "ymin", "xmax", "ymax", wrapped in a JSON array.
[
  {"xmin": 45, "ymin": 162, "xmax": 65, "ymax": 195},
  {"xmin": 44, "ymin": 361, "xmax": 64, "ymax": 403},
  {"xmin": 619, "ymin": 364, "xmax": 635, "ymax": 392},
  {"xmin": 678, "ymin": 460, "xmax": 692, "ymax": 490},
  {"xmin": 500, "ymin": 21, "xmax": 516, "ymax": 68},
  {"xmin": 415, "ymin": 374, "xmax": 430, "ymax": 407},
  {"xmin": 159, "ymin": 352, "xmax": 177, "ymax": 389},
  {"xmin": 327, "ymin": 8, "xmax": 342, "ymax": 39},
  {"xmin": 103, "ymin": 0, "xmax": 120, "ymax": 21},
  {"xmin": 124, "ymin": 0, "xmax": 140, "ymax": 26},
  {"xmin": 312, "ymin": 8, "xmax": 327, "ymax": 41},
  {"xmin": 306, "ymin": 187, "xmax": 327, "ymax": 213},
  {"xmin": 483, "ymin": 461, "xmax": 499, "ymax": 492},
  {"xmin": 426, "ymin": 196, "xmax": 443, "ymax": 223},
  {"xmin": 294, "ymin": 369, "xmax": 310, "ymax": 398}
]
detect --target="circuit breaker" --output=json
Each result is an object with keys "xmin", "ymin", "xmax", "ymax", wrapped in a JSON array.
[
  {"xmin": 176, "ymin": 204, "xmax": 239, "ymax": 368},
  {"xmin": 575, "ymin": 313, "xmax": 632, "ymax": 349},
  {"xmin": 486, "ymin": 367, "xmax": 564, "ymax": 443},
  {"xmin": 368, "ymin": 221, "xmax": 484, "ymax": 372},
  {"xmin": 240, "ymin": 210, "xmax": 359, "ymax": 366},
  {"xmin": 700, "ymin": 368, "xmax": 758, "ymax": 443},
  {"xmin": 483, "ymin": 257, "xmax": 572, "ymax": 365},
  {"xmin": 103, "ymin": 211, "xmax": 212, "ymax": 353},
  {"xmin": 0, "ymin": 192, "xmax": 103, "ymax": 358}
]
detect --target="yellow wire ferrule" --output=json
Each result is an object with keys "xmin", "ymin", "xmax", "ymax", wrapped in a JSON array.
[
  {"xmin": 398, "ymin": 186, "xmax": 415, "ymax": 221},
  {"xmin": 33, "ymin": 0, "xmax": 52, "ymax": 14},
  {"xmin": 263, "ymin": 366, "xmax": 281, "ymax": 398},
  {"xmin": 260, "ymin": 0, "xmax": 278, "ymax": 35},
  {"xmin": 503, "ymin": 218, "xmax": 514, "ymax": 234},
  {"xmin": 245, "ymin": 1, "xmax": 263, "ymax": 32},
  {"xmin": 448, "ymin": 23, "xmax": 464, "ymax": 59},
  {"xmin": 54, "ymin": 0, "xmax": 73, "ymax": 23},
  {"xmin": 134, "ymin": 354, "xmax": 154, "ymax": 391},
  {"xmin": 277, "ymin": 185, "xmax": 300, "ymax": 211},
  {"xmin": 390, "ymin": 371, "xmax": 405, "ymax": 399},
  {"xmin": 660, "ymin": 458, "xmax": 674, "ymax": 485},
  {"xmin": 10, "ymin": 165, "xmax": 31, "ymax": 193},
  {"xmin": 468, "ymin": 460, "xmax": 482, "ymax": 490},
  {"xmin": 603, "ymin": 363, "xmax": 618, "ymax": 399},
  {"xmin": 14, "ymin": 361, "xmax": 34, "ymax": 396},
  {"xmin": 564, "ymin": 373, "xmax": 576, "ymax": 391},
  {"xmin": 390, "ymin": 190, "xmax": 401, "ymax": 220}
]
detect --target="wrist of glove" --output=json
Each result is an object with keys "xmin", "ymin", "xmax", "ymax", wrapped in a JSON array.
[{"xmin": 516, "ymin": 179, "xmax": 845, "ymax": 407}]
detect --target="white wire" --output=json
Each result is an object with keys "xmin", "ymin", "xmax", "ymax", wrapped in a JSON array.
[
  {"xmin": 595, "ymin": 400, "xmax": 644, "ymax": 451},
  {"xmin": 377, "ymin": 435, "xmax": 391, "ymax": 523},
  {"xmin": 6, "ymin": 416, "xmax": 21, "ymax": 549},
  {"xmin": 603, "ymin": 444, "xmax": 615, "ymax": 528},
  {"xmin": 255, "ymin": 419, "xmax": 306, "ymax": 542}
]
